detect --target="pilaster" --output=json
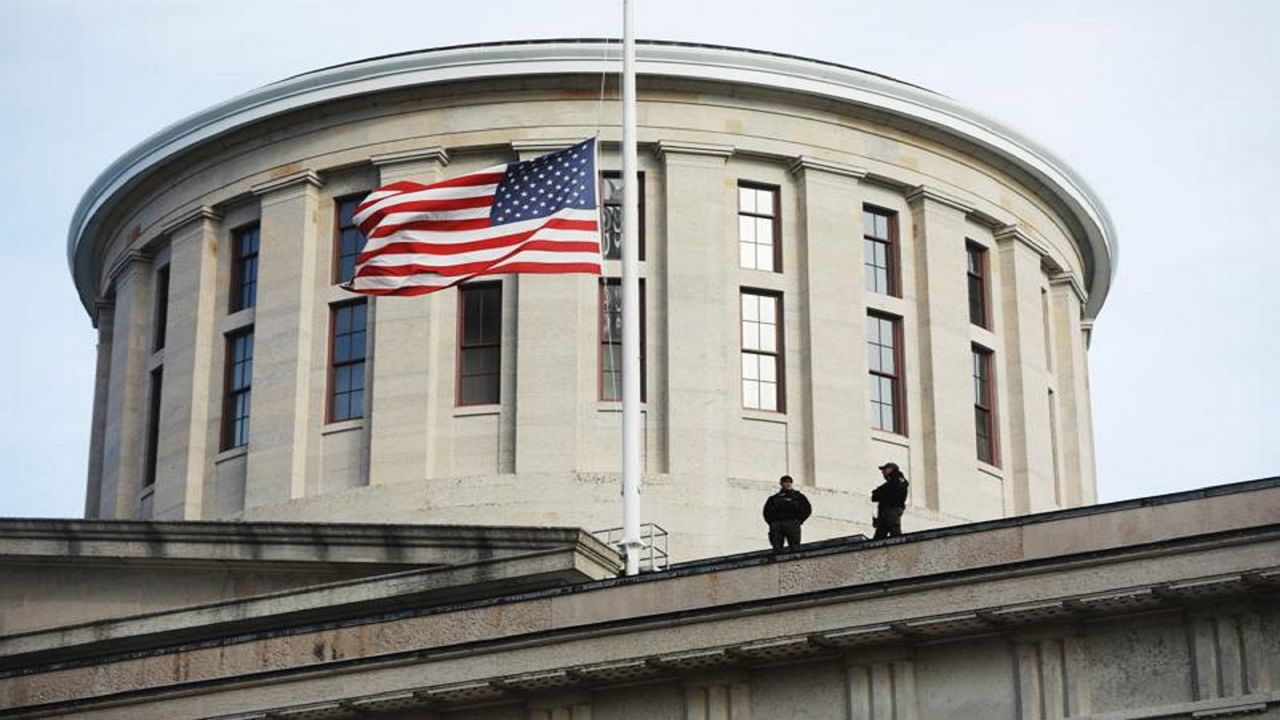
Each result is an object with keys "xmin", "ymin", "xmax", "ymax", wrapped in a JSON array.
[
  {"xmin": 684, "ymin": 676, "xmax": 751, "ymax": 720},
  {"xmin": 791, "ymin": 157, "xmax": 866, "ymax": 489},
  {"xmin": 244, "ymin": 171, "xmax": 323, "ymax": 508},
  {"xmin": 83, "ymin": 299, "xmax": 115, "ymax": 518},
  {"xmin": 995, "ymin": 225, "xmax": 1055, "ymax": 514},
  {"xmin": 1048, "ymin": 277, "xmax": 1095, "ymax": 506},
  {"xmin": 151, "ymin": 207, "xmax": 221, "ymax": 519},
  {"xmin": 1014, "ymin": 637, "xmax": 1090, "ymax": 719},
  {"xmin": 99, "ymin": 251, "xmax": 153, "ymax": 518},
  {"xmin": 906, "ymin": 186, "xmax": 976, "ymax": 516},
  {"xmin": 656, "ymin": 140, "xmax": 734, "ymax": 480},
  {"xmin": 367, "ymin": 152, "xmax": 447, "ymax": 486},
  {"xmin": 846, "ymin": 656, "xmax": 917, "ymax": 720}
]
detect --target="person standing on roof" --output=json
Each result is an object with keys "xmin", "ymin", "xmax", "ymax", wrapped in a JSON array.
[
  {"xmin": 763, "ymin": 475, "xmax": 812, "ymax": 551},
  {"xmin": 871, "ymin": 463, "xmax": 909, "ymax": 539}
]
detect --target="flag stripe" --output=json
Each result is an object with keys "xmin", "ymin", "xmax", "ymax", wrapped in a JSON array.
[
  {"xmin": 358, "ymin": 218, "xmax": 600, "ymax": 262},
  {"xmin": 359, "ymin": 242, "xmax": 604, "ymax": 275}
]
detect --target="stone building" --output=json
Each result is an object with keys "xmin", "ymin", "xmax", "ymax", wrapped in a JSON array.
[{"xmin": 70, "ymin": 41, "xmax": 1114, "ymax": 560}]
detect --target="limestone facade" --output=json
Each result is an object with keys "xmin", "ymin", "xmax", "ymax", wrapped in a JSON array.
[{"xmin": 70, "ymin": 41, "xmax": 1115, "ymax": 560}]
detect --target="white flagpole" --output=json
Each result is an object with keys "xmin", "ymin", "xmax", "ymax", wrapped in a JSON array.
[{"xmin": 620, "ymin": 0, "xmax": 643, "ymax": 576}]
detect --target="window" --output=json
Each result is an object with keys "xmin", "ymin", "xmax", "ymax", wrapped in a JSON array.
[
  {"xmin": 1041, "ymin": 288, "xmax": 1054, "ymax": 369},
  {"xmin": 600, "ymin": 279, "xmax": 646, "ymax": 401},
  {"xmin": 222, "ymin": 330, "xmax": 254, "ymax": 449},
  {"xmin": 867, "ymin": 313, "xmax": 905, "ymax": 434},
  {"xmin": 329, "ymin": 301, "xmax": 367, "ymax": 422},
  {"xmin": 973, "ymin": 345, "xmax": 997, "ymax": 465},
  {"xmin": 967, "ymin": 242, "xmax": 989, "ymax": 328},
  {"xmin": 152, "ymin": 265, "xmax": 169, "ymax": 351},
  {"xmin": 738, "ymin": 183, "xmax": 780, "ymax": 272},
  {"xmin": 230, "ymin": 224, "xmax": 260, "ymax": 312},
  {"xmin": 863, "ymin": 206, "xmax": 899, "ymax": 296},
  {"xmin": 600, "ymin": 172, "xmax": 645, "ymax": 261},
  {"xmin": 334, "ymin": 196, "xmax": 368, "ymax": 284},
  {"xmin": 1048, "ymin": 388, "xmax": 1062, "ymax": 500},
  {"xmin": 458, "ymin": 283, "xmax": 502, "ymax": 406},
  {"xmin": 741, "ymin": 290, "xmax": 783, "ymax": 411},
  {"xmin": 144, "ymin": 368, "xmax": 163, "ymax": 487}
]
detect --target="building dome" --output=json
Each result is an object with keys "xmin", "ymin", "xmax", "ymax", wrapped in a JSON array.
[{"xmin": 74, "ymin": 40, "xmax": 1114, "ymax": 560}]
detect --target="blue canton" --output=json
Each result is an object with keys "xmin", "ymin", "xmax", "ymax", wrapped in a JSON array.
[{"xmin": 492, "ymin": 139, "xmax": 597, "ymax": 226}]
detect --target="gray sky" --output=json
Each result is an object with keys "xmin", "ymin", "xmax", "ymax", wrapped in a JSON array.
[{"xmin": 2, "ymin": 0, "xmax": 1276, "ymax": 517}]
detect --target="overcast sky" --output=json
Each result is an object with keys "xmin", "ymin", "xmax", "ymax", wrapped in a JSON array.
[{"xmin": 1, "ymin": 0, "xmax": 1276, "ymax": 518}]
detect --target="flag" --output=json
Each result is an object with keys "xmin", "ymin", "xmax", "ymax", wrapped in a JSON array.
[{"xmin": 343, "ymin": 138, "xmax": 603, "ymax": 296}]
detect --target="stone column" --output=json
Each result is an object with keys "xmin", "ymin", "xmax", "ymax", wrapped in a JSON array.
[
  {"xmin": 1048, "ymin": 276, "xmax": 1095, "ymax": 506},
  {"xmin": 656, "ymin": 140, "xmax": 734, "ymax": 480},
  {"xmin": 684, "ymin": 677, "xmax": 751, "ymax": 720},
  {"xmin": 244, "ymin": 170, "xmax": 323, "ymax": 509},
  {"xmin": 83, "ymin": 300, "xmax": 114, "ymax": 518},
  {"xmin": 906, "ymin": 186, "xmax": 976, "ymax": 515},
  {"xmin": 98, "ymin": 250, "xmax": 153, "ymax": 519},
  {"xmin": 846, "ymin": 657, "xmax": 917, "ymax": 720},
  {"xmin": 151, "ymin": 207, "xmax": 221, "ymax": 519},
  {"xmin": 995, "ymin": 226, "xmax": 1056, "ymax": 514},
  {"xmin": 790, "ymin": 157, "xmax": 866, "ymax": 489},
  {"xmin": 367, "ymin": 148, "xmax": 448, "ymax": 486}
]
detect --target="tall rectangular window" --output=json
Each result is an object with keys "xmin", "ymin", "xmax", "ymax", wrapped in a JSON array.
[
  {"xmin": 144, "ymin": 367, "xmax": 163, "ymax": 487},
  {"xmin": 741, "ymin": 290, "xmax": 783, "ymax": 411},
  {"xmin": 1041, "ymin": 288, "xmax": 1054, "ymax": 369},
  {"xmin": 230, "ymin": 224, "xmax": 260, "ymax": 312},
  {"xmin": 222, "ymin": 330, "xmax": 254, "ymax": 449},
  {"xmin": 867, "ymin": 313, "xmax": 905, "ymax": 434},
  {"xmin": 863, "ymin": 206, "xmax": 899, "ymax": 296},
  {"xmin": 967, "ymin": 242, "xmax": 989, "ymax": 328},
  {"xmin": 600, "ymin": 279, "xmax": 646, "ymax": 401},
  {"xmin": 600, "ymin": 172, "xmax": 645, "ymax": 261},
  {"xmin": 152, "ymin": 264, "xmax": 169, "ymax": 351},
  {"xmin": 973, "ymin": 345, "xmax": 997, "ymax": 465},
  {"xmin": 738, "ymin": 183, "xmax": 780, "ymax": 272},
  {"xmin": 1048, "ymin": 388, "xmax": 1062, "ymax": 503},
  {"xmin": 329, "ymin": 301, "xmax": 367, "ymax": 422},
  {"xmin": 458, "ymin": 283, "xmax": 502, "ymax": 406},
  {"xmin": 334, "ymin": 196, "xmax": 368, "ymax": 284}
]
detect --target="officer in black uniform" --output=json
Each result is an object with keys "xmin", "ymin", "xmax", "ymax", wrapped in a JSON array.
[
  {"xmin": 762, "ymin": 475, "xmax": 812, "ymax": 551},
  {"xmin": 871, "ymin": 463, "xmax": 909, "ymax": 539}
]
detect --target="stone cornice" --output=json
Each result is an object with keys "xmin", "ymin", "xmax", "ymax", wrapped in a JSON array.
[
  {"xmin": 787, "ymin": 155, "xmax": 867, "ymax": 180},
  {"xmin": 370, "ymin": 146, "xmax": 450, "ymax": 168},
  {"xmin": 509, "ymin": 138, "xmax": 579, "ymax": 157},
  {"xmin": 653, "ymin": 139, "xmax": 735, "ymax": 160},
  {"xmin": 250, "ymin": 169, "xmax": 324, "ymax": 196},
  {"xmin": 905, "ymin": 184, "xmax": 974, "ymax": 214},
  {"xmin": 159, "ymin": 205, "xmax": 222, "ymax": 237},
  {"xmin": 104, "ymin": 248, "xmax": 151, "ymax": 287},
  {"xmin": 994, "ymin": 223, "xmax": 1052, "ymax": 259}
]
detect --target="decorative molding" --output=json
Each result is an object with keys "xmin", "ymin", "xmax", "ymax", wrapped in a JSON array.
[
  {"xmin": 371, "ymin": 147, "xmax": 450, "ymax": 168},
  {"xmin": 92, "ymin": 299, "xmax": 116, "ymax": 330},
  {"xmin": 104, "ymin": 248, "xmax": 152, "ymax": 286},
  {"xmin": 1049, "ymin": 272, "xmax": 1088, "ymax": 306},
  {"xmin": 904, "ymin": 184, "xmax": 974, "ymax": 214},
  {"xmin": 654, "ymin": 139, "xmax": 735, "ymax": 160},
  {"xmin": 160, "ymin": 205, "xmax": 222, "ymax": 237},
  {"xmin": 787, "ymin": 155, "xmax": 867, "ymax": 180},
  {"xmin": 250, "ymin": 169, "xmax": 324, "ymax": 196},
  {"xmin": 994, "ymin": 224, "xmax": 1052, "ymax": 259},
  {"xmin": 510, "ymin": 139, "xmax": 578, "ymax": 158}
]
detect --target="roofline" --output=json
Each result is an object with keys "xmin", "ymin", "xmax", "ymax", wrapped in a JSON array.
[{"xmin": 67, "ymin": 39, "xmax": 1116, "ymax": 318}]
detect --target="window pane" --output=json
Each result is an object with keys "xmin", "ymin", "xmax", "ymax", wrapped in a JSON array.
[
  {"xmin": 760, "ymin": 356, "xmax": 777, "ymax": 383},
  {"xmin": 743, "ymin": 323, "xmax": 760, "ymax": 351},
  {"xmin": 875, "ymin": 214, "xmax": 889, "ymax": 239},
  {"xmin": 760, "ymin": 382, "xmax": 777, "ymax": 411},
  {"xmin": 740, "ymin": 242, "xmax": 754, "ymax": 269},
  {"xmin": 759, "ymin": 325, "xmax": 776, "ymax": 353},
  {"xmin": 741, "ymin": 293, "xmax": 758, "ymax": 321},
  {"xmin": 333, "ymin": 394, "xmax": 350, "ymax": 422},
  {"xmin": 759, "ymin": 296, "xmax": 776, "ymax": 323},
  {"xmin": 739, "ymin": 215, "xmax": 754, "ymax": 243},
  {"xmin": 743, "ymin": 380, "xmax": 760, "ymax": 409}
]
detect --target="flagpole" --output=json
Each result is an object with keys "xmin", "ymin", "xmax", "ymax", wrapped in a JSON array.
[{"xmin": 620, "ymin": 0, "xmax": 643, "ymax": 576}]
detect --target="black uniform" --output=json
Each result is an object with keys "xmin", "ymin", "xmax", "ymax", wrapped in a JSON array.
[
  {"xmin": 763, "ymin": 487, "xmax": 812, "ymax": 550},
  {"xmin": 871, "ymin": 473, "xmax": 909, "ymax": 539}
]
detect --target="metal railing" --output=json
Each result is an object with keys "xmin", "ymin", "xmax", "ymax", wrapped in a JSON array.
[{"xmin": 592, "ymin": 522, "xmax": 669, "ymax": 573}]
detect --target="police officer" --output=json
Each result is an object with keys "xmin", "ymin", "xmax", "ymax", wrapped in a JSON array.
[
  {"xmin": 871, "ymin": 463, "xmax": 909, "ymax": 539},
  {"xmin": 762, "ymin": 475, "xmax": 812, "ymax": 550}
]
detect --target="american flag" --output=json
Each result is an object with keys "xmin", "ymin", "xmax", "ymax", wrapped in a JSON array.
[{"xmin": 344, "ymin": 138, "xmax": 603, "ymax": 296}]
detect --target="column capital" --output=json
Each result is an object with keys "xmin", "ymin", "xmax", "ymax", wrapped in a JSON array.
[
  {"xmin": 994, "ymin": 224, "xmax": 1052, "ymax": 258},
  {"xmin": 1049, "ymin": 271, "xmax": 1088, "ymax": 305},
  {"xmin": 92, "ymin": 299, "xmax": 116, "ymax": 330},
  {"xmin": 160, "ymin": 205, "xmax": 222, "ymax": 237},
  {"xmin": 905, "ymin": 184, "xmax": 973, "ymax": 213},
  {"xmin": 653, "ymin": 139, "xmax": 734, "ymax": 162},
  {"xmin": 509, "ymin": 139, "xmax": 575, "ymax": 160},
  {"xmin": 371, "ymin": 146, "xmax": 450, "ymax": 168},
  {"xmin": 250, "ymin": 169, "xmax": 324, "ymax": 197},
  {"xmin": 788, "ymin": 155, "xmax": 867, "ymax": 180},
  {"xmin": 105, "ymin": 249, "xmax": 152, "ymax": 288}
]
